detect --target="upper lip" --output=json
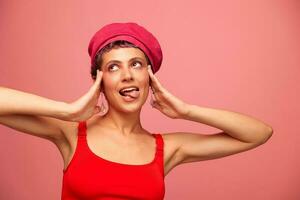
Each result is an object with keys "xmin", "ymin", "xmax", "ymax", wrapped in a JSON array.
[{"xmin": 119, "ymin": 85, "xmax": 140, "ymax": 92}]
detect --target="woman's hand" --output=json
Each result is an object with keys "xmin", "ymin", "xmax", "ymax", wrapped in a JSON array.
[
  {"xmin": 147, "ymin": 65, "xmax": 190, "ymax": 119},
  {"xmin": 67, "ymin": 70, "xmax": 104, "ymax": 121}
]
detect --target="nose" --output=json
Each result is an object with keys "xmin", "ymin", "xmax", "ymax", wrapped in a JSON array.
[{"xmin": 121, "ymin": 65, "xmax": 134, "ymax": 82}]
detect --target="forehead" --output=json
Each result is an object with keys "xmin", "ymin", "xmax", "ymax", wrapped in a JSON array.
[{"xmin": 101, "ymin": 47, "xmax": 147, "ymax": 64}]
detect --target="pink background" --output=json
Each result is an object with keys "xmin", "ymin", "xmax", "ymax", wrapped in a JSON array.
[{"xmin": 0, "ymin": 0, "xmax": 299, "ymax": 199}]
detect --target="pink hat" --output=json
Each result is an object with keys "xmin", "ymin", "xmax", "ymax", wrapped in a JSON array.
[{"xmin": 88, "ymin": 22, "xmax": 163, "ymax": 74}]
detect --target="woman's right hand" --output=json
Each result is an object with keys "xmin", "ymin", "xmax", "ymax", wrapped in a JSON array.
[{"xmin": 67, "ymin": 70, "xmax": 104, "ymax": 122}]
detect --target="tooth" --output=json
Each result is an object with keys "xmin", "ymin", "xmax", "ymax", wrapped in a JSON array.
[{"xmin": 122, "ymin": 87, "xmax": 137, "ymax": 92}]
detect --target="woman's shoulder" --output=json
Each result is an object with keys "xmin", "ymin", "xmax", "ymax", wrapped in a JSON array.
[{"xmin": 154, "ymin": 132, "xmax": 179, "ymax": 152}]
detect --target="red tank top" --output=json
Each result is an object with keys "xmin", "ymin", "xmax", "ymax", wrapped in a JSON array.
[{"xmin": 61, "ymin": 121, "xmax": 165, "ymax": 200}]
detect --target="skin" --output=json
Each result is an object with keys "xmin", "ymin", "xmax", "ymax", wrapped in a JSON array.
[
  {"xmin": 69, "ymin": 47, "xmax": 189, "ymax": 134},
  {"xmin": 0, "ymin": 44, "xmax": 273, "ymax": 180},
  {"xmin": 64, "ymin": 46, "xmax": 273, "ymax": 176},
  {"xmin": 79, "ymin": 47, "xmax": 160, "ymax": 164},
  {"xmin": 63, "ymin": 46, "xmax": 189, "ymax": 172},
  {"xmin": 97, "ymin": 47, "xmax": 152, "ymax": 137}
]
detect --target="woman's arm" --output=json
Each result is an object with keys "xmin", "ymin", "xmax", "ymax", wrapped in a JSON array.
[
  {"xmin": 0, "ymin": 69, "xmax": 103, "ymax": 121},
  {"xmin": 147, "ymin": 65, "xmax": 273, "ymax": 166},
  {"xmin": 0, "ymin": 86, "xmax": 69, "ymax": 120},
  {"xmin": 173, "ymin": 105, "xmax": 273, "ymax": 164},
  {"xmin": 182, "ymin": 105, "xmax": 273, "ymax": 144},
  {"xmin": 0, "ymin": 70, "xmax": 103, "ymax": 143},
  {"xmin": 0, "ymin": 86, "xmax": 73, "ymax": 143}
]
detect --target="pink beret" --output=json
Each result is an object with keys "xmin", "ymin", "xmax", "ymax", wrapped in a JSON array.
[{"xmin": 88, "ymin": 22, "xmax": 163, "ymax": 74}]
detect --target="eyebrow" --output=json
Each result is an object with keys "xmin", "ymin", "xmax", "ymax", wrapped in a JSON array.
[{"xmin": 105, "ymin": 57, "xmax": 144, "ymax": 66}]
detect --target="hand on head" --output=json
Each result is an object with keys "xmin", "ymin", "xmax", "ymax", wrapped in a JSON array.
[
  {"xmin": 67, "ymin": 69, "xmax": 104, "ymax": 121},
  {"xmin": 147, "ymin": 65, "xmax": 189, "ymax": 119}
]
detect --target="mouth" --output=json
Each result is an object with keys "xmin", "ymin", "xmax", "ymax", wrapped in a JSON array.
[{"xmin": 119, "ymin": 86, "xmax": 140, "ymax": 101}]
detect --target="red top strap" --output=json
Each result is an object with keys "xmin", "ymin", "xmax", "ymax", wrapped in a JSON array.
[
  {"xmin": 77, "ymin": 121, "xmax": 163, "ymax": 158},
  {"xmin": 78, "ymin": 121, "xmax": 87, "ymax": 136},
  {"xmin": 154, "ymin": 133, "xmax": 164, "ymax": 154},
  {"xmin": 62, "ymin": 121, "xmax": 165, "ymax": 199}
]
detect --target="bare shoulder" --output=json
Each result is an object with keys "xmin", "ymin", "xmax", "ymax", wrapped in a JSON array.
[
  {"xmin": 160, "ymin": 132, "xmax": 189, "ymax": 160},
  {"xmin": 160, "ymin": 131, "xmax": 185, "ymax": 154},
  {"xmin": 160, "ymin": 132, "xmax": 180, "ymax": 152},
  {"xmin": 159, "ymin": 132, "xmax": 186, "ymax": 176},
  {"xmin": 57, "ymin": 115, "xmax": 103, "ymax": 154}
]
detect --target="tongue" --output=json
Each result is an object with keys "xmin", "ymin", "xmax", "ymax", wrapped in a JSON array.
[{"xmin": 124, "ymin": 90, "xmax": 140, "ymax": 98}]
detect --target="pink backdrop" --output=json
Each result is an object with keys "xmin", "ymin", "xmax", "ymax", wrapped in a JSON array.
[{"xmin": 1, "ymin": 0, "xmax": 299, "ymax": 199}]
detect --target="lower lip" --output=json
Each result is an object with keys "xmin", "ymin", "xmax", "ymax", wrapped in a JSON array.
[{"xmin": 120, "ymin": 95, "xmax": 138, "ymax": 102}]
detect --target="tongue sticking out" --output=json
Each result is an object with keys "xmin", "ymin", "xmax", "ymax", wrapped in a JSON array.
[{"xmin": 123, "ymin": 90, "xmax": 140, "ymax": 98}]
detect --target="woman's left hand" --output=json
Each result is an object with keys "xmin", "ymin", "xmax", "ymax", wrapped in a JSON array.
[{"xmin": 147, "ymin": 65, "xmax": 190, "ymax": 119}]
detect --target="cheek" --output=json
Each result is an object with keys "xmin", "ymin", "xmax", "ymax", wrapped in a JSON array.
[
  {"xmin": 101, "ymin": 76, "xmax": 117, "ymax": 98},
  {"xmin": 139, "ymin": 69, "xmax": 150, "ymax": 83},
  {"xmin": 102, "ymin": 74, "xmax": 117, "ymax": 88},
  {"xmin": 138, "ymin": 73, "xmax": 150, "ymax": 93}
]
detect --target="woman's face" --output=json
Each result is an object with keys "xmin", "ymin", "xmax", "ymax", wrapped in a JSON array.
[{"xmin": 100, "ymin": 47, "xmax": 150, "ymax": 113}]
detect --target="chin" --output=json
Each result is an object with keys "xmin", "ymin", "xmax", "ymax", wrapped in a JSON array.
[
  {"xmin": 120, "ymin": 96, "xmax": 148, "ymax": 112},
  {"xmin": 119, "ymin": 99, "xmax": 146, "ymax": 112}
]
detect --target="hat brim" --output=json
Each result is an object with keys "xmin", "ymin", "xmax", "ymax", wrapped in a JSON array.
[{"xmin": 93, "ymin": 35, "xmax": 156, "ymax": 73}]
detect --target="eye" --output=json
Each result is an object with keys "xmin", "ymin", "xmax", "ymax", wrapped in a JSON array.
[
  {"xmin": 108, "ymin": 64, "xmax": 119, "ymax": 71},
  {"xmin": 132, "ymin": 61, "xmax": 142, "ymax": 68}
]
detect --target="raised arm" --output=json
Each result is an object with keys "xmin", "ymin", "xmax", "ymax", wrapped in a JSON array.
[
  {"xmin": 146, "ymin": 65, "xmax": 273, "ymax": 170},
  {"xmin": 0, "ymin": 69, "xmax": 103, "ymax": 143},
  {"xmin": 0, "ymin": 86, "xmax": 69, "ymax": 119},
  {"xmin": 171, "ymin": 105, "xmax": 273, "ymax": 165},
  {"xmin": 0, "ymin": 85, "xmax": 74, "ymax": 143}
]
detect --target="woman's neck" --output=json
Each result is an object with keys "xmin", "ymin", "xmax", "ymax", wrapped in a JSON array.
[{"xmin": 100, "ymin": 108, "xmax": 144, "ymax": 136}]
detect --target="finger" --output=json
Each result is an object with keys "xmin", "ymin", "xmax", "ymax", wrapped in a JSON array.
[
  {"xmin": 92, "ymin": 70, "xmax": 103, "ymax": 91},
  {"xmin": 86, "ymin": 70, "xmax": 102, "ymax": 100},
  {"xmin": 95, "ymin": 70, "xmax": 103, "ymax": 86},
  {"xmin": 150, "ymin": 93, "xmax": 155, "ymax": 104},
  {"xmin": 151, "ymin": 99, "xmax": 160, "ymax": 109},
  {"xmin": 147, "ymin": 65, "xmax": 163, "ymax": 92}
]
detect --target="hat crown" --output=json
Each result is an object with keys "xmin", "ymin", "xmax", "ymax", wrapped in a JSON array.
[{"xmin": 88, "ymin": 22, "xmax": 163, "ymax": 74}]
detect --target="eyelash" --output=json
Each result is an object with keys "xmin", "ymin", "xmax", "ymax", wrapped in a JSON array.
[{"xmin": 108, "ymin": 61, "xmax": 142, "ymax": 71}]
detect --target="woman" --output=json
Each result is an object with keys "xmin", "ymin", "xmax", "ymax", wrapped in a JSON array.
[{"xmin": 0, "ymin": 22, "xmax": 273, "ymax": 200}]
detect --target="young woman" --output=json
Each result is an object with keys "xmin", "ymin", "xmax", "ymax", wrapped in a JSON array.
[{"xmin": 0, "ymin": 22, "xmax": 273, "ymax": 200}]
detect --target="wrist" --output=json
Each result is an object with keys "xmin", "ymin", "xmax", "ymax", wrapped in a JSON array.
[
  {"xmin": 179, "ymin": 103, "xmax": 194, "ymax": 120},
  {"xmin": 53, "ymin": 101, "xmax": 74, "ymax": 121}
]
